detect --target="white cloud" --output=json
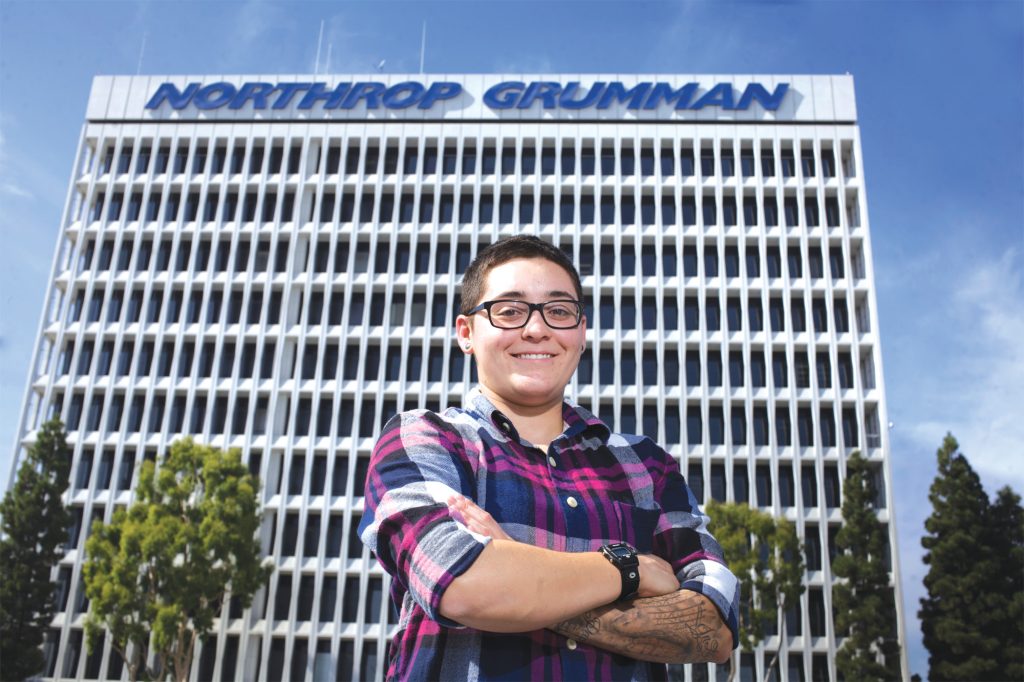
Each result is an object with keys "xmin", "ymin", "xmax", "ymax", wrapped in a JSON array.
[{"xmin": 899, "ymin": 247, "xmax": 1024, "ymax": 493}]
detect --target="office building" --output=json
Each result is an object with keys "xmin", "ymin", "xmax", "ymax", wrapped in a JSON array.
[{"xmin": 8, "ymin": 74, "xmax": 906, "ymax": 680}]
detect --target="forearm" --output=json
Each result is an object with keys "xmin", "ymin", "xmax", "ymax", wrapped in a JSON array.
[
  {"xmin": 438, "ymin": 538, "xmax": 620, "ymax": 632},
  {"xmin": 553, "ymin": 589, "xmax": 733, "ymax": 665}
]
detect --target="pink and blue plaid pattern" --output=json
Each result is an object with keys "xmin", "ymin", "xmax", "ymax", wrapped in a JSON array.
[{"xmin": 360, "ymin": 389, "xmax": 739, "ymax": 681}]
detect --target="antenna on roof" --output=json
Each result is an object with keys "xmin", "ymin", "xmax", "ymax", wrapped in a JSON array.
[
  {"xmin": 136, "ymin": 31, "xmax": 148, "ymax": 75},
  {"xmin": 419, "ymin": 21, "xmax": 427, "ymax": 74},
  {"xmin": 325, "ymin": 43, "xmax": 333, "ymax": 75},
  {"xmin": 314, "ymin": 20, "xmax": 325, "ymax": 75}
]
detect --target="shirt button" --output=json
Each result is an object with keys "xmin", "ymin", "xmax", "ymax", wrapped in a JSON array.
[
  {"xmin": 548, "ymin": 456, "xmax": 557, "ymax": 467},
  {"xmin": 567, "ymin": 638, "xmax": 578, "ymax": 650},
  {"xmin": 566, "ymin": 496, "xmax": 578, "ymax": 508}
]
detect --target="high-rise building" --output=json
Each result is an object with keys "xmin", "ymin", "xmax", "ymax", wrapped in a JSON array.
[{"xmin": 9, "ymin": 74, "xmax": 906, "ymax": 681}]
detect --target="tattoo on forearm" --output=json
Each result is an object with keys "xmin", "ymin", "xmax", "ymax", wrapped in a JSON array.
[
  {"xmin": 555, "ymin": 608, "xmax": 603, "ymax": 641},
  {"xmin": 553, "ymin": 592, "xmax": 723, "ymax": 664}
]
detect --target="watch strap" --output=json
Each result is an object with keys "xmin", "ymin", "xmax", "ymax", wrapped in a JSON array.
[{"xmin": 601, "ymin": 542, "xmax": 640, "ymax": 601}]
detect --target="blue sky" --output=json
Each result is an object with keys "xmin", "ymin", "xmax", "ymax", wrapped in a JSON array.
[{"xmin": 1, "ymin": 0, "xmax": 1021, "ymax": 677}]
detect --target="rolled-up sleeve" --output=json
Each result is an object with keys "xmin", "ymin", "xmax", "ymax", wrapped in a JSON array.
[
  {"xmin": 648, "ymin": 447, "xmax": 741, "ymax": 649},
  {"xmin": 358, "ymin": 410, "xmax": 490, "ymax": 626}
]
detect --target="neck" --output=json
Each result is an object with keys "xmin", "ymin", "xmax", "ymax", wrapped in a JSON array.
[{"xmin": 480, "ymin": 388, "xmax": 565, "ymax": 445}]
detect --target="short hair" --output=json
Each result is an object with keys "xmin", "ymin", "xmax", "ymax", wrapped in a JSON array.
[{"xmin": 459, "ymin": 236, "xmax": 584, "ymax": 314}]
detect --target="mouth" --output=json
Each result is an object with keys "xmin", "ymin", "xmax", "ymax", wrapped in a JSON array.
[{"xmin": 512, "ymin": 353, "xmax": 556, "ymax": 360}]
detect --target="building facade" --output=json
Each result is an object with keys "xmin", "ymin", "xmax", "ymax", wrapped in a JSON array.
[{"xmin": 9, "ymin": 74, "xmax": 906, "ymax": 681}]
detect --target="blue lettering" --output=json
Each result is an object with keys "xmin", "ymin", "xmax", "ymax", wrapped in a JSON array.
[
  {"xmin": 194, "ymin": 83, "xmax": 237, "ymax": 110},
  {"xmin": 517, "ymin": 82, "xmax": 562, "ymax": 109},
  {"xmin": 228, "ymin": 82, "xmax": 276, "ymax": 110},
  {"xmin": 382, "ymin": 82, "xmax": 425, "ymax": 109},
  {"xmin": 484, "ymin": 81, "xmax": 525, "ymax": 109},
  {"xmin": 736, "ymin": 83, "xmax": 789, "ymax": 111},
  {"xmin": 342, "ymin": 82, "xmax": 386, "ymax": 109},
  {"xmin": 691, "ymin": 84, "xmax": 735, "ymax": 110},
  {"xmin": 559, "ymin": 82, "xmax": 603, "ymax": 110},
  {"xmin": 271, "ymin": 83, "xmax": 313, "ymax": 109},
  {"xmin": 145, "ymin": 82, "xmax": 199, "ymax": 110},
  {"xmin": 298, "ymin": 83, "xmax": 350, "ymax": 109},
  {"xmin": 145, "ymin": 79, "xmax": 789, "ymax": 113},
  {"xmin": 597, "ymin": 82, "xmax": 652, "ymax": 110},
  {"xmin": 643, "ymin": 82, "xmax": 698, "ymax": 110},
  {"xmin": 419, "ymin": 82, "xmax": 461, "ymax": 109}
]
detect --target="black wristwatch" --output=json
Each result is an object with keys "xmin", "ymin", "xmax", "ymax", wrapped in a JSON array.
[{"xmin": 600, "ymin": 542, "xmax": 640, "ymax": 601}]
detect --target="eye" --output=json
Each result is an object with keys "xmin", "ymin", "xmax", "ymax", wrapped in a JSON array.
[
  {"xmin": 491, "ymin": 302, "xmax": 527, "ymax": 318},
  {"xmin": 545, "ymin": 303, "xmax": 577, "ymax": 319}
]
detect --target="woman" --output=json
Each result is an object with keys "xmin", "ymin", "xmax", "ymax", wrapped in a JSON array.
[{"xmin": 360, "ymin": 235, "xmax": 738, "ymax": 680}]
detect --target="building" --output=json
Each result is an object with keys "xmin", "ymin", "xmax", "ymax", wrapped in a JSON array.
[{"xmin": 9, "ymin": 73, "xmax": 907, "ymax": 681}]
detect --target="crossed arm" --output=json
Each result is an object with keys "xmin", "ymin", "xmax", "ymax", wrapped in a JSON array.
[{"xmin": 440, "ymin": 494, "xmax": 733, "ymax": 665}]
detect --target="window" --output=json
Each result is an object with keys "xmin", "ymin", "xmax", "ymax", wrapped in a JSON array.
[
  {"xmin": 842, "ymin": 408, "xmax": 859, "ymax": 447},
  {"xmin": 813, "ymin": 353, "xmax": 831, "ymax": 389},
  {"xmin": 705, "ymin": 298, "xmax": 720, "ymax": 331},
  {"xmin": 728, "ymin": 351, "xmax": 744, "ymax": 387},
  {"xmin": 763, "ymin": 197, "xmax": 778, "ymax": 226},
  {"xmin": 733, "ymin": 463, "xmax": 749, "ymax": 502},
  {"xmin": 683, "ymin": 245, "xmax": 698, "ymax": 277},
  {"xmin": 812, "ymin": 300, "xmax": 829, "ymax": 333},
  {"xmin": 726, "ymin": 298, "xmax": 742, "ymax": 332},
  {"xmin": 684, "ymin": 298, "xmax": 700, "ymax": 329},
  {"xmin": 709, "ymin": 408, "xmax": 725, "ymax": 446},
  {"xmin": 769, "ymin": 299, "xmax": 785, "ymax": 332},
  {"xmin": 808, "ymin": 589, "xmax": 826, "ymax": 637},
  {"xmin": 829, "ymin": 246, "xmax": 845, "ymax": 279},
  {"xmin": 779, "ymin": 466, "xmax": 795, "ymax": 506},
  {"xmin": 752, "ymin": 407, "xmax": 769, "ymax": 446},
  {"xmin": 750, "ymin": 351, "xmax": 766, "ymax": 387},
  {"xmin": 772, "ymin": 352, "xmax": 788, "ymax": 388},
  {"xmin": 781, "ymin": 149, "xmax": 796, "ymax": 177},
  {"xmin": 706, "ymin": 353, "xmax": 722, "ymax": 387},
  {"xmin": 791, "ymin": 297, "xmax": 806, "ymax": 333},
  {"xmin": 776, "ymin": 407, "xmax": 792, "ymax": 447},
  {"xmin": 838, "ymin": 352, "xmax": 855, "ymax": 389},
  {"xmin": 820, "ymin": 408, "xmax": 837, "ymax": 447},
  {"xmin": 710, "ymin": 463, "xmax": 726, "ymax": 500},
  {"xmin": 685, "ymin": 351, "xmax": 701, "ymax": 387},
  {"xmin": 755, "ymin": 464, "xmax": 772, "ymax": 506},
  {"xmin": 701, "ymin": 196, "xmax": 716, "ymax": 225}
]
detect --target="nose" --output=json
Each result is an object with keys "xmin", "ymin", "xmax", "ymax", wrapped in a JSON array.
[{"xmin": 520, "ymin": 308, "xmax": 550, "ymax": 337}]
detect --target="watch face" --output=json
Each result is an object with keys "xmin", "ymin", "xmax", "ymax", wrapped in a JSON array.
[{"xmin": 609, "ymin": 545, "xmax": 633, "ymax": 559}]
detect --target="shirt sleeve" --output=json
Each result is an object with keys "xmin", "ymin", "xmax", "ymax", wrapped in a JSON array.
[
  {"xmin": 358, "ymin": 410, "xmax": 490, "ymax": 627},
  {"xmin": 647, "ymin": 445, "xmax": 741, "ymax": 649}
]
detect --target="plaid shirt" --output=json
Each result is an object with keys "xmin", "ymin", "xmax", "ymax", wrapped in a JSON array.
[{"xmin": 360, "ymin": 389, "xmax": 740, "ymax": 681}]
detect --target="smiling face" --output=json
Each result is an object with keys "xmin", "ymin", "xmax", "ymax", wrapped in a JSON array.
[{"xmin": 455, "ymin": 257, "xmax": 587, "ymax": 417}]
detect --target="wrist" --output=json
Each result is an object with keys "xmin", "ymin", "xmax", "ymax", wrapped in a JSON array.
[{"xmin": 600, "ymin": 542, "xmax": 640, "ymax": 601}]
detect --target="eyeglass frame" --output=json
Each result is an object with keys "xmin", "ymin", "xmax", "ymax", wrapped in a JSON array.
[{"xmin": 464, "ymin": 299, "xmax": 585, "ymax": 330}]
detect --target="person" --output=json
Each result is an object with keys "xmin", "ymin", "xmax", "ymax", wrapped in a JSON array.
[{"xmin": 359, "ymin": 235, "xmax": 739, "ymax": 680}]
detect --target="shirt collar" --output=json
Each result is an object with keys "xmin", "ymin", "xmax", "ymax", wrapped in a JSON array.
[{"xmin": 464, "ymin": 387, "xmax": 611, "ymax": 444}]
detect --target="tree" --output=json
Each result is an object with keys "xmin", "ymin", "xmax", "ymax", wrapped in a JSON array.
[
  {"xmin": 988, "ymin": 486, "xmax": 1024, "ymax": 680},
  {"xmin": 706, "ymin": 501, "xmax": 804, "ymax": 682},
  {"xmin": 0, "ymin": 418, "xmax": 72, "ymax": 680},
  {"xmin": 832, "ymin": 451, "xmax": 901, "ymax": 681},
  {"xmin": 919, "ymin": 433, "xmax": 1003, "ymax": 681},
  {"xmin": 83, "ymin": 439, "xmax": 271, "ymax": 682}
]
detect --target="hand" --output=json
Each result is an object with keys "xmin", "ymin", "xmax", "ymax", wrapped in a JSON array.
[
  {"xmin": 447, "ymin": 494, "xmax": 513, "ymax": 541},
  {"xmin": 637, "ymin": 553, "xmax": 680, "ymax": 598}
]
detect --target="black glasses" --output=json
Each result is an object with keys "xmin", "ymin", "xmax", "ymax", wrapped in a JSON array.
[{"xmin": 466, "ymin": 299, "xmax": 584, "ymax": 329}]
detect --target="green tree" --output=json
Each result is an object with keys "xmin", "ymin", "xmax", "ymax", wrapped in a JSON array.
[
  {"xmin": 832, "ymin": 451, "xmax": 901, "ymax": 681},
  {"xmin": 0, "ymin": 418, "xmax": 72, "ymax": 680},
  {"xmin": 988, "ymin": 486, "xmax": 1024, "ymax": 680},
  {"xmin": 919, "ymin": 434, "xmax": 1002, "ymax": 681},
  {"xmin": 83, "ymin": 439, "xmax": 271, "ymax": 682},
  {"xmin": 706, "ymin": 501, "xmax": 804, "ymax": 682}
]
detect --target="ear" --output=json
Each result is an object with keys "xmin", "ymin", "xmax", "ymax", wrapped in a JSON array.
[{"xmin": 455, "ymin": 314, "xmax": 474, "ymax": 354}]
